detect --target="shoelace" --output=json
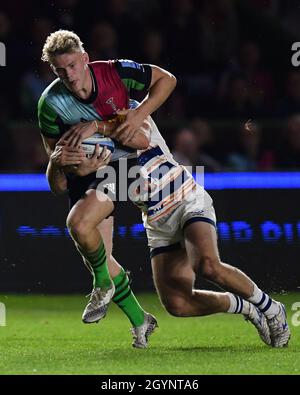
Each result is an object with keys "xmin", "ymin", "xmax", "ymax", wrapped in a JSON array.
[{"xmin": 85, "ymin": 289, "xmax": 107, "ymax": 309}]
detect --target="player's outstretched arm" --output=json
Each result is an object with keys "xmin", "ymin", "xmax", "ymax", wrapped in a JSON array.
[
  {"xmin": 61, "ymin": 117, "xmax": 140, "ymax": 149},
  {"xmin": 62, "ymin": 113, "xmax": 147, "ymax": 149},
  {"xmin": 93, "ymin": 115, "xmax": 150, "ymax": 150}
]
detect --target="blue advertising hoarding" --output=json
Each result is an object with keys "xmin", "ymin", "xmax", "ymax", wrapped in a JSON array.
[{"xmin": 0, "ymin": 173, "xmax": 299, "ymax": 292}]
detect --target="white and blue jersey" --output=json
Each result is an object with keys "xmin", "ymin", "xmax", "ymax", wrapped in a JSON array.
[
  {"xmin": 135, "ymin": 119, "xmax": 196, "ymax": 223},
  {"xmin": 128, "ymin": 100, "xmax": 197, "ymax": 223}
]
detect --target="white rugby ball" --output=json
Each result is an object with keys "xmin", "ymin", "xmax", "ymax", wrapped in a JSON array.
[{"xmin": 81, "ymin": 133, "xmax": 115, "ymax": 158}]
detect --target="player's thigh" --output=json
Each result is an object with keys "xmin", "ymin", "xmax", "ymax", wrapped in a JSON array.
[
  {"xmin": 151, "ymin": 248, "xmax": 195, "ymax": 305},
  {"xmin": 184, "ymin": 221, "xmax": 220, "ymax": 271},
  {"xmin": 67, "ymin": 189, "xmax": 114, "ymax": 229}
]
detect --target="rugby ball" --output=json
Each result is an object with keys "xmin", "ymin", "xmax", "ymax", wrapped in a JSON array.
[{"xmin": 81, "ymin": 133, "xmax": 115, "ymax": 158}]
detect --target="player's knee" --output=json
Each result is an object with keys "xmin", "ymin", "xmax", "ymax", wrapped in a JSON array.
[
  {"xmin": 199, "ymin": 256, "xmax": 221, "ymax": 281},
  {"xmin": 66, "ymin": 215, "xmax": 91, "ymax": 240},
  {"xmin": 163, "ymin": 299, "xmax": 189, "ymax": 317}
]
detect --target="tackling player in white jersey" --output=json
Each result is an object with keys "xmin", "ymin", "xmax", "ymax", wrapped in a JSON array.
[{"xmin": 100, "ymin": 101, "xmax": 291, "ymax": 348}]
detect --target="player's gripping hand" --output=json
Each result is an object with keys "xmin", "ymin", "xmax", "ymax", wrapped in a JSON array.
[
  {"xmin": 67, "ymin": 145, "xmax": 112, "ymax": 177},
  {"xmin": 110, "ymin": 108, "xmax": 147, "ymax": 145},
  {"xmin": 50, "ymin": 140, "xmax": 85, "ymax": 168},
  {"xmin": 110, "ymin": 109, "xmax": 151, "ymax": 145},
  {"xmin": 62, "ymin": 121, "xmax": 98, "ymax": 148}
]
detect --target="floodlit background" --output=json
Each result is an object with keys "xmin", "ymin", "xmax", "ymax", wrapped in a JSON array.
[
  {"xmin": 0, "ymin": 0, "xmax": 300, "ymax": 292},
  {"xmin": 0, "ymin": 0, "xmax": 300, "ymax": 376}
]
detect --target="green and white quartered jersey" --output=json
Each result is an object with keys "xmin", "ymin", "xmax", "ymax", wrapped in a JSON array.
[{"xmin": 37, "ymin": 59, "xmax": 152, "ymax": 161}]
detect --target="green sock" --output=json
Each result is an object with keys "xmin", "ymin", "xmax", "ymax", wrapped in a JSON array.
[
  {"xmin": 81, "ymin": 243, "xmax": 112, "ymax": 289},
  {"xmin": 112, "ymin": 268, "xmax": 145, "ymax": 327}
]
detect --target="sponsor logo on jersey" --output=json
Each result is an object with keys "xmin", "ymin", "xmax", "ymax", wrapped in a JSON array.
[
  {"xmin": 189, "ymin": 210, "xmax": 205, "ymax": 217},
  {"xmin": 106, "ymin": 97, "xmax": 118, "ymax": 113},
  {"xmin": 119, "ymin": 60, "xmax": 142, "ymax": 70}
]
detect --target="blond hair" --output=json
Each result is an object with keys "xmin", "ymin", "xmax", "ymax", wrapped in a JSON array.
[{"xmin": 41, "ymin": 30, "xmax": 84, "ymax": 63}]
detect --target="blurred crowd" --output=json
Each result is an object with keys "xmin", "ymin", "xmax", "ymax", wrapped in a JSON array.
[{"xmin": 1, "ymin": 0, "xmax": 300, "ymax": 172}]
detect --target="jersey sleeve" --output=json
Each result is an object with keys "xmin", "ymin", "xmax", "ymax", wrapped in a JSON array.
[
  {"xmin": 37, "ymin": 95, "xmax": 61, "ymax": 138},
  {"xmin": 114, "ymin": 59, "xmax": 152, "ymax": 93}
]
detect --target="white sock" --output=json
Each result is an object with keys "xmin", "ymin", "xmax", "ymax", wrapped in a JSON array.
[
  {"xmin": 226, "ymin": 292, "xmax": 251, "ymax": 315},
  {"xmin": 248, "ymin": 284, "xmax": 280, "ymax": 318}
]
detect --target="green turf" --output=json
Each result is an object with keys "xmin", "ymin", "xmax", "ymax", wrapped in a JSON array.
[{"xmin": 0, "ymin": 293, "xmax": 299, "ymax": 375}]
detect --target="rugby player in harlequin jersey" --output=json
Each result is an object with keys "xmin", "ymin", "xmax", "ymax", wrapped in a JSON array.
[
  {"xmin": 39, "ymin": 59, "xmax": 151, "ymax": 149},
  {"xmin": 38, "ymin": 30, "xmax": 177, "ymax": 348}
]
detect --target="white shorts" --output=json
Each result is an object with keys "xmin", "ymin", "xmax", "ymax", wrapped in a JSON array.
[{"xmin": 142, "ymin": 186, "xmax": 217, "ymax": 258}]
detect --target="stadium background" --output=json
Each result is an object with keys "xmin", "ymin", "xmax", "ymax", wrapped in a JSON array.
[{"xmin": 1, "ymin": 0, "xmax": 300, "ymax": 294}]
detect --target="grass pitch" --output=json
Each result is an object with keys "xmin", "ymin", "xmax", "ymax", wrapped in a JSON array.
[{"xmin": 0, "ymin": 293, "xmax": 299, "ymax": 375}]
